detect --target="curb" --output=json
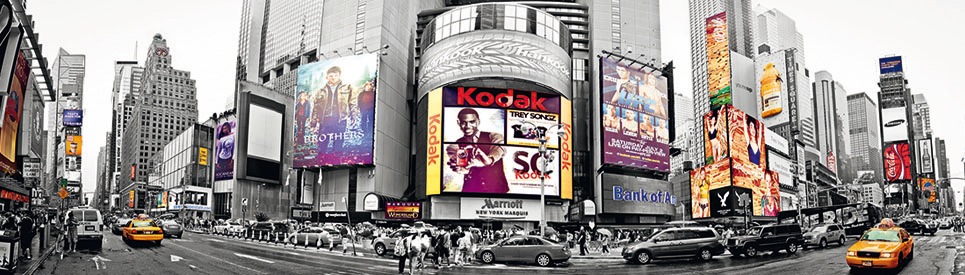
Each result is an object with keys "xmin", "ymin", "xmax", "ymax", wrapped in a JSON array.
[{"xmin": 23, "ymin": 235, "xmax": 62, "ymax": 275}]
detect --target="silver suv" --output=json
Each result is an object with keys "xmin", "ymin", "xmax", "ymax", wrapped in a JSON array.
[
  {"xmin": 622, "ymin": 227, "xmax": 725, "ymax": 264},
  {"xmin": 802, "ymin": 223, "xmax": 846, "ymax": 249}
]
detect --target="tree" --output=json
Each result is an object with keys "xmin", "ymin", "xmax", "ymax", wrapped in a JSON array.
[{"xmin": 255, "ymin": 212, "xmax": 270, "ymax": 222}]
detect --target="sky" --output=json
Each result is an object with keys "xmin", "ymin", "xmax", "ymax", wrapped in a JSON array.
[
  {"xmin": 26, "ymin": 1, "xmax": 965, "ymax": 209},
  {"xmin": 28, "ymin": 0, "xmax": 241, "ymax": 193},
  {"xmin": 660, "ymin": 0, "xmax": 965, "ymax": 211}
]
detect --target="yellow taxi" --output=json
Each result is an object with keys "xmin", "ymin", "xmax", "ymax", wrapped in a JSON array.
[
  {"xmin": 122, "ymin": 218, "xmax": 165, "ymax": 246},
  {"xmin": 846, "ymin": 223, "xmax": 913, "ymax": 270}
]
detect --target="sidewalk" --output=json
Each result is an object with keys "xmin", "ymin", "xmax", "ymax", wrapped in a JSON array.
[{"xmin": 15, "ymin": 230, "xmax": 60, "ymax": 275}]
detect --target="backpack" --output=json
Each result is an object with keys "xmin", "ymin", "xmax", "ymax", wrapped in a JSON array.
[
  {"xmin": 410, "ymin": 237, "xmax": 423, "ymax": 253},
  {"xmin": 394, "ymin": 237, "xmax": 407, "ymax": 257}
]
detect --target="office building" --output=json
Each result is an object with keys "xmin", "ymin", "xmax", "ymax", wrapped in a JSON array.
[
  {"xmin": 846, "ymin": 92, "xmax": 883, "ymax": 184},
  {"xmin": 45, "ymin": 48, "xmax": 85, "ymax": 204},
  {"xmin": 121, "ymin": 34, "xmax": 199, "ymax": 191},
  {"xmin": 237, "ymin": 0, "xmax": 323, "ymax": 94},
  {"xmin": 911, "ymin": 94, "xmax": 932, "ymax": 140},
  {"xmin": 811, "ymin": 70, "xmax": 844, "ymax": 174},
  {"xmin": 876, "ymin": 55, "xmax": 916, "ymax": 211},
  {"xmin": 109, "ymin": 61, "xmax": 143, "ymax": 207},
  {"xmin": 671, "ymin": 92, "xmax": 694, "ymax": 177},
  {"xmin": 146, "ymin": 123, "xmax": 214, "ymax": 218},
  {"xmin": 860, "ymin": 183, "xmax": 883, "ymax": 206}
]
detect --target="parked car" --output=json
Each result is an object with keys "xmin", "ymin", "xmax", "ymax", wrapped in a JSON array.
[
  {"xmin": 69, "ymin": 206, "xmax": 104, "ymax": 250},
  {"xmin": 214, "ymin": 220, "xmax": 245, "ymax": 235},
  {"xmin": 288, "ymin": 226, "xmax": 342, "ymax": 247},
  {"xmin": 846, "ymin": 226, "xmax": 913, "ymax": 271},
  {"xmin": 802, "ymin": 224, "xmax": 847, "ymax": 249},
  {"xmin": 161, "ymin": 220, "xmax": 184, "ymax": 238},
  {"xmin": 373, "ymin": 229, "xmax": 419, "ymax": 256},
  {"xmin": 939, "ymin": 219, "xmax": 952, "ymax": 230},
  {"xmin": 726, "ymin": 224, "xmax": 804, "ymax": 257},
  {"xmin": 249, "ymin": 221, "xmax": 292, "ymax": 241},
  {"xmin": 112, "ymin": 218, "xmax": 132, "ymax": 235},
  {"xmin": 898, "ymin": 219, "xmax": 936, "ymax": 235},
  {"xmin": 622, "ymin": 227, "xmax": 725, "ymax": 264},
  {"xmin": 476, "ymin": 235, "xmax": 570, "ymax": 267}
]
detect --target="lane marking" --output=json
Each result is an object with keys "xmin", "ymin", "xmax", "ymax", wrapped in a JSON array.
[
  {"xmin": 235, "ymin": 253, "xmax": 276, "ymax": 264},
  {"xmin": 171, "ymin": 254, "xmax": 184, "ymax": 262},
  {"xmin": 165, "ymin": 241, "xmax": 267, "ymax": 274},
  {"xmin": 208, "ymin": 239, "xmax": 225, "ymax": 243}
]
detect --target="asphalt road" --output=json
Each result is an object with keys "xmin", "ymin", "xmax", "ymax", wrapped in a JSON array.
[{"xmin": 31, "ymin": 229, "xmax": 965, "ymax": 275}]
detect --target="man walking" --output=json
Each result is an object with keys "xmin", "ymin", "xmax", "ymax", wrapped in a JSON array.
[
  {"xmin": 578, "ymin": 229, "xmax": 588, "ymax": 256},
  {"xmin": 19, "ymin": 212, "xmax": 35, "ymax": 259}
]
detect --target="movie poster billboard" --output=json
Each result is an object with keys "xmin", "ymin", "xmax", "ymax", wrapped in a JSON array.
[
  {"xmin": 883, "ymin": 142, "xmax": 911, "ymax": 182},
  {"xmin": 62, "ymin": 109, "xmax": 83, "ymax": 126},
  {"xmin": 600, "ymin": 57, "xmax": 670, "ymax": 172},
  {"xmin": 754, "ymin": 52, "xmax": 790, "ymax": 126},
  {"xmin": 0, "ymin": 51, "xmax": 27, "ymax": 173},
  {"xmin": 214, "ymin": 119, "xmax": 235, "ymax": 181},
  {"xmin": 706, "ymin": 12, "xmax": 732, "ymax": 110},
  {"xmin": 703, "ymin": 107, "xmax": 729, "ymax": 165},
  {"xmin": 881, "ymin": 107, "xmax": 909, "ymax": 142},
  {"xmin": 386, "ymin": 202, "xmax": 421, "ymax": 220},
  {"xmin": 65, "ymin": 135, "xmax": 82, "ymax": 156},
  {"xmin": 438, "ymin": 86, "xmax": 563, "ymax": 196},
  {"xmin": 293, "ymin": 53, "xmax": 379, "ymax": 168}
]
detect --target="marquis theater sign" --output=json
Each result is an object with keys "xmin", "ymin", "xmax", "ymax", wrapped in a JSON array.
[{"xmin": 386, "ymin": 202, "xmax": 421, "ymax": 220}]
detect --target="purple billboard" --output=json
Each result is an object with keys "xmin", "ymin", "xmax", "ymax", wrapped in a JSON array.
[
  {"xmin": 214, "ymin": 119, "xmax": 236, "ymax": 180},
  {"xmin": 600, "ymin": 57, "xmax": 670, "ymax": 172},
  {"xmin": 293, "ymin": 54, "xmax": 378, "ymax": 168}
]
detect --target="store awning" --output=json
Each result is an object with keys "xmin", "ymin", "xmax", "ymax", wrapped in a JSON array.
[
  {"xmin": 0, "ymin": 178, "xmax": 29, "ymax": 202},
  {"xmin": 362, "ymin": 192, "xmax": 401, "ymax": 211}
]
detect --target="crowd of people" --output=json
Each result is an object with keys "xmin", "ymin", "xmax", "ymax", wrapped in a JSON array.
[{"xmin": 0, "ymin": 210, "xmax": 43, "ymax": 263}]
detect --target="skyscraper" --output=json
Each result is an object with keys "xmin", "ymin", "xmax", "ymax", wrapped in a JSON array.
[
  {"xmin": 754, "ymin": 9, "xmax": 815, "ymax": 149},
  {"xmin": 688, "ymin": 0, "xmax": 755, "ymax": 166},
  {"xmin": 236, "ymin": 0, "xmax": 323, "ymax": 94},
  {"xmin": 911, "ymin": 94, "xmax": 931, "ymax": 140},
  {"xmin": 120, "ymin": 34, "xmax": 199, "ymax": 190},
  {"xmin": 755, "ymin": 8, "xmax": 804, "ymax": 61},
  {"xmin": 109, "ymin": 61, "xmax": 143, "ymax": 198},
  {"xmin": 811, "ymin": 70, "xmax": 847, "ymax": 175},
  {"xmin": 847, "ymin": 92, "xmax": 883, "ymax": 184},
  {"xmin": 45, "ymin": 48, "xmax": 85, "ymax": 204},
  {"xmin": 877, "ymin": 55, "xmax": 916, "ymax": 211},
  {"xmin": 671, "ymin": 92, "xmax": 694, "ymax": 177}
]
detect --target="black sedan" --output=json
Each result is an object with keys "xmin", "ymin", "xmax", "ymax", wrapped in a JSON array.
[
  {"xmin": 112, "ymin": 218, "xmax": 132, "ymax": 235},
  {"xmin": 899, "ymin": 219, "xmax": 937, "ymax": 235}
]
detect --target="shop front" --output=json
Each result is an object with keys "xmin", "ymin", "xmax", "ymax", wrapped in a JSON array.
[
  {"xmin": 595, "ymin": 173, "xmax": 677, "ymax": 226},
  {"xmin": 168, "ymin": 186, "xmax": 212, "ymax": 219},
  {"xmin": 0, "ymin": 180, "xmax": 30, "ymax": 211}
]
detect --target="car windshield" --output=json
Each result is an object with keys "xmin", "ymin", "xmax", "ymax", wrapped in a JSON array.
[
  {"xmin": 809, "ymin": 225, "xmax": 827, "ymax": 233},
  {"xmin": 746, "ymin": 227, "xmax": 763, "ymax": 236},
  {"xmin": 861, "ymin": 230, "xmax": 900, "ymax": 242},
  {"xmin": 132, "ymin": 221, "xmax": 155, "ymax": 227}
]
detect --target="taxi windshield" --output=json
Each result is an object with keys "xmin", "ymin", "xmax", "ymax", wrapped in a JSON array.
[
  {"xmin": 861, "ymin": 230, "xmax": 900, "ymax": 242},
  {"xmin": 132, "ymin": 221, "xmax": 155, "ymax": 227}
]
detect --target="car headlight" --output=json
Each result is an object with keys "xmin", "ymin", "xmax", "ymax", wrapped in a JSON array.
[
  {"xmin": 847, "ymin": 251, "xmax": 856, "ymax": 256},
  {"xmin": 880, "ymin": 252, "xmax": 894, "ymax": 258}
]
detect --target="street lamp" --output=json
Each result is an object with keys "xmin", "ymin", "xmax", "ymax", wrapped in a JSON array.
[{"xmin": 519, "ymin": 122, "xmax": 566, "ymax": 237}]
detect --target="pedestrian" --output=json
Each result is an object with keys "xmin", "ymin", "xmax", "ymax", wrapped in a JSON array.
[
  {"xmin": 578, "ymin": 229, "xmax": 588, "ymax": 256},
  {"xmin": 19, "ymin": 212, "xmax": 35, "ymax": 260},
  {"xmin": 458, "ymin": 231, "xmax": 472, "ymax": 264},
  {"xmin": 394, "ymin": 232, "xmax": 409, "ymax": 274},
  {"xmin": 64, "ymin": 211, "xmax": 78, "ymax": 253},
  {"xmin": 407, "ymin": 233, "xmax": 421, "ymax": 274},
  {"xmin": 340, "ymin": 225, "xmax": 351, "ymax": 254},
  {"xmin": 600, "ymin": 234, "xmax": 610, "ymax": 256},
  {"xmin": 436, "ymin": 229, "xmax": 450, "ymax": 268},
  {"xmin": 450, "ymin": 228, "xmax": 462, "ymax": 265}
]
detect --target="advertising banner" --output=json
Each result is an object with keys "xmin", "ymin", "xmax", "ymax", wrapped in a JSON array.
[
  {"xmin": 0, "ymin": 51, "xmax": 27, "ymax": 173},
  {"xmin": 65, "ymin": 135, "xmax": 82, "ymax": 156},
  {"xmin": 460, "ymin": 197, "xmax": 539, "ymax": 221},
  {"xmin": 386, "ymin": 202, "xmax": 421, "ymax": 220},
  {"xmin": 22, "ymin": 158, "xmax": 40, "ymax": 178},
  {"xmin": 879, "ymin": 56, "xmax": 903, "ymax": 74},
  {"xmin": 881, "ymin": 107, "xmax": 909, "ymax": 142},
  {"xmin": 767, "ymin": 151, "xmax": 793, "ymax": 188},
  {"xmin": 62, "ymin": 109, "xmax": 83, "ymax": 126},
  {"xmin": 755, "ymin": 52, "xmax": 790, "ymax": 127},
  {"xmin": 437, "ymin": 86, "xmax": 564, "ymax": 196},
  {"xmin": 761, "ymin": 170, "xmax": 781, "ymax": 216},
  {"xmin": 293, "ymin": 53, "xmax": 378, "ymax": 167},
  {"xmin": 600, "ymin": 57, "xmax": 670, "ymax": 172},
  {"xmin": 883, "ymin": 142, "xmax": 912, "ymax": 182},
  {"xmin": 129, "ymin": 190, "xmax": 135, "ymax": 207},
  {"xmin": 703, "ymin": 107, "xmax": 729, "ymax": 165},
  {"xmin": 706, "ymin": 12, "xmax": 732, "ymax": 110},
  {"xmin": 198, "ymin": 147, "xmax": 208, "ymax": 166},
  {"xmin": 214, "ymin": 119, "xmax": 235, "ymax": 181},
  {"xmin": 920, "ymin": 178, "xmax": 936, "ymax": 203},
  {"xmin": 300, "ymin": 171, "xmax": 315, "ymax": 205},
  {"xmin": 709, "ymin": 185, "xmax": 752, "ymax": 217},
  {"xmin": 506, "ymin": 110, "xmax": 560, "ymax": 148},
  {"xmin": 601, "ymin": 173, "xmax": 676, "ymax": 215},
  {"xmin": 728, "ymin": 106, "xmax": 766, "ymax": 172},
  {"xmin": 917, "ymin": 139, "xmax": 933, "ymax": 174},
  {"xmin": 691, "ymin": 158, "xmax": 731, "ymax": 219},
  {"xmin": 560, "ymin": 98, "xmax": 573, "ymax": 199},
  {"xmin": 65, "ymin": 126, "xmax": 80, "ymax": 136},
  {"xmin": 426, "ymin": 89, "xmax": 443, "ymax": 196}
]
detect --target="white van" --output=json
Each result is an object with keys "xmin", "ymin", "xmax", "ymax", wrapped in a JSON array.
[{"xmin": 69, "ymin": 206, "xmax": 103, "ymax": 250}]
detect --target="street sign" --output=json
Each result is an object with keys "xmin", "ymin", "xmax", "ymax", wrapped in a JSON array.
[
  {"xmin": 58, "ymin": 188, "xmax": 68, "ymax": 199},
  {"xmin": 60, "ymin": 178, "xmax": 67, "ymax": 188},
  {"xmin": 66, "ymin": 186, "xmax": 81, "ymax": 193}
]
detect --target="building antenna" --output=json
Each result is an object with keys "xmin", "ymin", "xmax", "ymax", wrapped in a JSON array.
[{"xmin": 134, "ymin": 41, "xmax": 138, "ymax": 60}]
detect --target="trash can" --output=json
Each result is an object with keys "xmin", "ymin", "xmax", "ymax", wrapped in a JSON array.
[{"xmin": 0, "ymin": 230, "xmax": 20, "ymax": 274}]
